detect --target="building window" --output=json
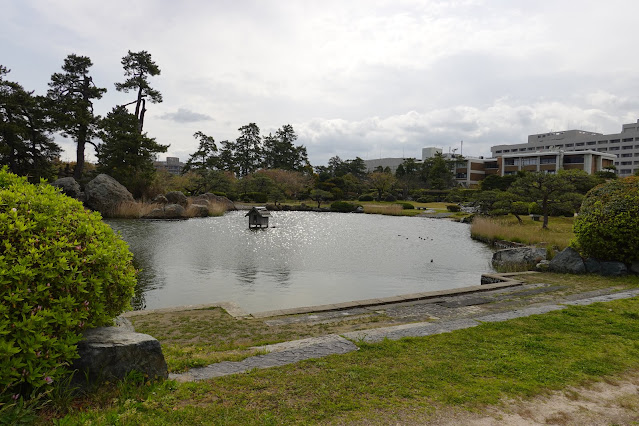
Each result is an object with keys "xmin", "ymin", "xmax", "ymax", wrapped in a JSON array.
[
  {"xmin": 598, "ymin": 140, "xmax": 608, "ymax": 144},
  {"xmin": 623, "ymin": 145, "xmax": 633, "ymax": 150},
  {"xmin": 503, "ymin": 150, "xmax": 510, "ymax": 153},
  {"xmin": 564, "ymin": 155, "xmax": 584, "ymax": 164},
  {"xmin": 623, "ymin": 138, "xmax": 633, "ymax": 142},
  {"xmin": 504, "ymin": 158, "xmax": 519, "ymax": 166},
  {"xmin": 586, "ymin": 141, "xmax": 596, "ymax": 145},
  {"xmin": 635, "ymin": 152, "xmax": 639, "ymax": 157},
  {"xmin": 485, "ymin": 162, "xmax": 498, "ymax": 169},
  {"xmin": 610, "ymin": 147, "xmax": 620, "ymax": 151},
  {"xmin": 520, "ymin": 148, "xmax": 527, "ymax": 152},
  {"xmin": 495, "ymin": 150, "xmax": 502, "ymax": 154},
  {"xmin": 598, "ymin": 148, "xmax": 608, "ymax": 152},
  {"xmin": 622, "ymin": 153, "xmax": 633, "ymax": 158},
  {"xmin": 521, "ymin": 157, "xmax": 538, "ymax": 166},
  {"xmin": 540, "ymin": 157, "xmax": 556, "ymax": 164},
  {"xmin": 610, "ymin": 139, "xmax": 620, "ymax": 143},
  {"xmin": 565, "ymin": 143, "xmax": 574, "ymax": 147},
  {"xmin": 576, "ymin": 142, "xmax": 585, "ymax": 146},
  {"xmin": 621, "ymin": 161, "xmax": 632, "ymax": 165},
  {"xmin": 620, "ymin": 169, "xmax": 631, "ymax": 174}
]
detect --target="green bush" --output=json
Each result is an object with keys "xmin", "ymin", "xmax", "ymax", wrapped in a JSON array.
[
  {"xmin": 528, "ymin": 202, "xmax": 543, "ymax": 215},
  {"xmin": 330, "ymin": 201, "xmax": 361, "ymax": 212},
  {"xmin": 511, "ymin": 201, "xmax": 530, "ymax": 216},
  {"xmin": 416, "ymin": 196, "xmax": 435, "ymax": 203},
  {"xmin": 549, "ymin": 201, "xmax": 575, "ymax": 217},
  {"xmin": 446, "ymin": 204, "xmax": 461, "ymax": 212},
  {"xmin": 358, "ymin": 195, "xmax": 374, "ymax": 202},
  {"xmin": 573, "ymin": 176, "xmax": 639, "ymax": 263},
  {"xmin": 0, "ymin": 169, "xmax": 137, "ymax": 398},
  {"xmin": 395, "ymin": 202, "xmax": 415, "ymax": 210},
  {"xmin": 384, "ymin": 194, "xmax": 397, "ymax": 202}
]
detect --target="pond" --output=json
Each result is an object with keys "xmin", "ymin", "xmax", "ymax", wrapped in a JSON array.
[{"xmin": 106, "ymin": 211, "xmax": 494, "ymax": 313}]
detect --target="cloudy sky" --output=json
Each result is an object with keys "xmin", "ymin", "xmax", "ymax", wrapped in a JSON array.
[{"xmin": 3, "ymin": 0, "xmax": 639, "ymax": 166}]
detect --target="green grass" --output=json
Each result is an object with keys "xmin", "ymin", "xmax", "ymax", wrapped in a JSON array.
[{"xmin": 48, "ymin": 275, "xmax": 639, "ymax": 424}]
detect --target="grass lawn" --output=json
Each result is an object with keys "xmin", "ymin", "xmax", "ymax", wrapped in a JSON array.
[{"xmin": 43, "ymin": 273, "xmax": 639, "ymax": 424}]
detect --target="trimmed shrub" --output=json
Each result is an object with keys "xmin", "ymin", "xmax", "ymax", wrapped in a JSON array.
[
  {"xmin": 446, "ymin": 204, "xmax": 461, "ymax": 212},
  {"xmin": 384, "ymin": 194, "xmax": 397, "ymax": 202},
  {"xmin": 0, "ymin": 169, "xmax": 137, "ymax": 398},
  {"xmin": 549, "ymin": 201, "xmax": 575, "ymax": 217},
  {"xmin": 573, "ymin": 176, "xmax": 639, "ymax": 263},
  {"xmin": 330, "ymin": 201, "xmax": 361, "ymax": 212},
  {"xmin": 396, "ymin": 202, "xmax": 415, "ymax": 210},
  {"xmin": 528, "ymin": 202, "xmax": 543, "ymax": 215},
  {"xmin": 416, "ymin": 196, "xmax": 435, "ymax": 203},
  {"xmin": 358, "ymin": 194, "xmax": 374, "ymax": 202}
]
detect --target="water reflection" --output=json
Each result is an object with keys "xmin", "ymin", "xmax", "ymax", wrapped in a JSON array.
[{"xmin": 105, "ymin": 211, "xmax": 494, "ymax": 313}]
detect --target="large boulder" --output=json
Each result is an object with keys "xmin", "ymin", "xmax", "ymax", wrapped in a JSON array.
[
  {"xmin": 73, "ymin": 319, "xmax": 168, "ymax": 385},
  {"xmin": 549, "ymin": 247, "xmax": 586, "ymax": 274},
  {"xmin": 142, "ymin": 204, "xmax": 186, "ymax": 219},
  {"xmin": 165, "ymin": 191, "xmax": 188, "ymax": 206},
  {"xmin": 190, "ymin": 193, "xmax": 236, "ymax": 211},
  {"xmin": 630, "ymin": 261, "xmax": 639, "ymax": 275},
  {"xmin": 584, "ymin": 258, "xmax": 602, "ymax": 274},
  {"xmin": 600, "ymin": 261, "xmax": 628, "ymax": 276},
  {"xmin": 84, "ymin": 174, "xmax": 134, "ymax": 217},
  {"xmin": 187, "ymin": 204, "xmax": 210, "ymax": 218},
  {"xmin": 51, "ymin": 177, "xmax": 82, "ymax": 199},
  {"xmin": 491, "ymin": 247, "xmax": 547, "ymax": 270}
]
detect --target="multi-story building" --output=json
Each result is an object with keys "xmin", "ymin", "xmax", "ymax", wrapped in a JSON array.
[
  {"xmin": 491, "ymin": 119, "xmax": 639, "ymax": 176},
  {"xmin": 154, "ymin": 156, "xmax": 185, "ymax": 175}
]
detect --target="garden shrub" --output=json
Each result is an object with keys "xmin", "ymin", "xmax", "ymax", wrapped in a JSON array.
[
  {"xmin": 446, "ymin": 204, "xmax": 461, "ymax": 212},
  {"xmin": 0, "ymin": 169, "xmax": 137, "ymax": 398},
  {"xmin": 358, "ymin": 194, "xmax": 374, "ymax": 202},
  {"xmin": 384, "ymin": 194, "xmax": 397, "ymax": 202},
  {"xmin": 573, "ymin": 176, "xmax": 639, "ymax": 263},
  {"xmin": 549, "ymin": 201, "xmax": 575, "ymax": 217},
  {"xmin": 395, "ymin": 202, "xmax": 414, "ymax": 210},
  {"xmin": 330, "ymin": 201, "xmax": 361, "ymax": 212},
  {"xmin": 528, "ymin": 202, "xmax": 543, "ymax": 215},
  {"xmin": 416, "ymin": 196, "xmax": 435, "ymax": 203}
]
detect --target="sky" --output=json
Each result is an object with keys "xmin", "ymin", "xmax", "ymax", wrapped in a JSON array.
[{"xmin": 3, "ymin": 0, "xmax": 639, "ymax": 167}]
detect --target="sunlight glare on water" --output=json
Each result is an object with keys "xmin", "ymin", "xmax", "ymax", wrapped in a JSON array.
[{"xmin": 106, "ymin": 211, "xmax": 494, "ymax": 313}]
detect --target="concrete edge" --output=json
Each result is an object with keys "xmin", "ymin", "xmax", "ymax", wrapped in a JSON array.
[
  {"xmin": 122, "ymin": 272, "xmax": 534, "ymax": 321},
  {"xmin": 122, "ymin": 301, "xmax": 250, "ymax": 319},
  {"xmin": 250, "ymin": 274, "xmax": 527, "ymax": 319}
]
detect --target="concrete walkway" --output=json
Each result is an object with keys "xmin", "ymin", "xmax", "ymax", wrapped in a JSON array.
[{"xmin": 169, "ymin": 285, "xmax": 639, "ymax": 383}]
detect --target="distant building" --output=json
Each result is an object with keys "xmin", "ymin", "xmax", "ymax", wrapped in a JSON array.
[
  {"xmin": 154, "ymin": 157, "xmax": 185, "ymax": 175},
  {"xmin": 491, "ymin": 119, "xmax": 639, "ymax": 176},
  {"xmin": 363, "ymin": 147, "xmax": 443, "ymax": 173}
]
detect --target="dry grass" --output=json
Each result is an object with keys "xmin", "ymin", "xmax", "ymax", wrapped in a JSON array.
[
  {"xmin": 470, "ymin": 215, "xmax": 574, "ymax": 250},
  {"xmin": 363, "ymin": 204, "xmax": 404, "ymax": 216},
  {"xmin": 109, "ymin": 200, "xmax": 229, "ymax": 218}
]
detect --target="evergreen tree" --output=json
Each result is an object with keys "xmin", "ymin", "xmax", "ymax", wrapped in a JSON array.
[
  {"xmin": 115, "ymin": 50, "xmax": 162, "ymax": 133},
  {"xmin": 183, "ymin": 131, "xmax": 218, "ymax": 173},
  {"xmin": 234, "ymin": 123, "xmax": 261, "ymax": 177},
  {"xmin": 96, "ymin": 106, "xmax": 168, "ymax": 198},
  {"xmin": 0, "ymin": 66, "xmax": 60, "ymax": 181},
  {"xmin": 47, "ymin": 54, "xmax": 106, "ymax": 180},
  {"xmin": 262, "ymin": 124, "xmax": 309, "ymax": 171}
]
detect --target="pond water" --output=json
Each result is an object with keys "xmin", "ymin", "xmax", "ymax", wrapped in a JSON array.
[{"xmin": 106, "ymin": 211, "xmax": 494, "ymax": 313}]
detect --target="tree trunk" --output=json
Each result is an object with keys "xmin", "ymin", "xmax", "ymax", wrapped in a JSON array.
[
  {"xmin": 74, "ymin": 140, "xmax": 85, "ymax": 181},
  {"xmin": 542, "ymin": 196, "xmax": 549, "ymax": 229}
]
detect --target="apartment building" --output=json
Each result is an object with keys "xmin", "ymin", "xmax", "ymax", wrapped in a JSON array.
[
  {"xmin": 154, "ymin": 156, "xmax": 185, "ymax": 175},
  {"xmin": 491, "ymin": 119, "xmax": 639, "ymax": 176}
]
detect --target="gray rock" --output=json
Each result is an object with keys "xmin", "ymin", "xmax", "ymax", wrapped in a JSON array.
[
  {"xmin": 600, "ymin": 261, "xmax": 628, "ymax": 276},
  {"xmin": 142, "ymin": 204, "xmax": 187, "ymax": 219},
  {"xmin": 630, "ymin": 261, "xmax": 639, "ymax": 275},
  {"xmin": 51, "ymin": 177, "xmax": 82, "ymax": 199},
  {"xmin": 584, "ymin": 258, "xmax": 601, "ymax": 274},
  {"xmin": 73, "ymin": 325, "xmax": 168, "ymax": 385},
  {"xmin": 84, "ymin": 174, "xmax": 134, "ymax": 217},
  {"xmin": 549, "ymin": 247, "xmax": 586, "ymax": 274},
  {"xmin": 491, "ymin": 247, "xmax": 547, "ymax": 270},
  {"xmin": 165, "ymin": 191, "xmax": 188, "ymax": 206},
  {"xmin": 188, "ymin": 204, "xmax": 209, "ymax": 217},
  {"xmin": 151, "ymin": 194, "xmax": 169, "ymax": 204},
  {"xmin": 189, "ymin": 193, "xmax": 236, "ymax": 211},
  {"xmin": 535, "ymin": 259, "xmax": 550, "ymax": 271}
]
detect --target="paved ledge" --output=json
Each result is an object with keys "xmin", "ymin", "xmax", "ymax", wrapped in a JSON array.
[
  {"xmin": 122, "ymin": 272, "xmax": 533, "ymax": 321},
  {"xmin": 250, "ymin": 278, "xmax": 525, "ymax": 319},
  {"xmin": 122, "ymin": 301, "xmax": 250, "ymax": 319}
]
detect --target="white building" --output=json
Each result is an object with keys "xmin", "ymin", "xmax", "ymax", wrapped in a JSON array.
[
  {"xmin": 363, "ymin": 147, "xmax": 443, "ymax": 172},
  {"xmin": 491, "ymin": 119, "xmax": 639, "ymax": 176}
]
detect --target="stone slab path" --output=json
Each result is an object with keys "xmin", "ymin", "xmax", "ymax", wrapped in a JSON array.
[{"xmin": 169, "ymin": 287, "xmax": 639, "ymax": 382}]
